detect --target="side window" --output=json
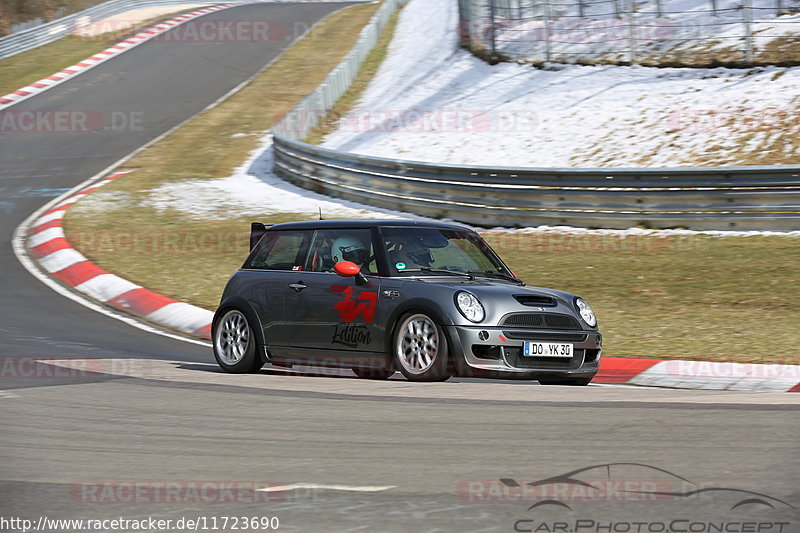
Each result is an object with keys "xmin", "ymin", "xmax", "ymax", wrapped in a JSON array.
[
  {"xmin": 302, "ymin": 229, "xmax": 377, "ymax": 274},
  {"xmin": 245, "ymin": 231, "xmax": 308, "ymax": 270}
]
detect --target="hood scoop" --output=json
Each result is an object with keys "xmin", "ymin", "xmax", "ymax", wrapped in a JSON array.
[{"xmin": 514, "ymin": 294, "xmax": 557, "ymax": 307}]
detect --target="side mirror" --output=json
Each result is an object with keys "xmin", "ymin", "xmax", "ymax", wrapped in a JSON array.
[
  {"xmin": 334, "ymin": 261, "xmax": 369, "ymax": 285},
  {"xmin": 334, "ymin": 261, "xmax": 360, "ymax": 277}
]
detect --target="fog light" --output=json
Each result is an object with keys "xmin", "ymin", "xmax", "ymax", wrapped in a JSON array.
[{"xmin": 478, "ymin": 330, "xmax": 489, "ymax": 341}]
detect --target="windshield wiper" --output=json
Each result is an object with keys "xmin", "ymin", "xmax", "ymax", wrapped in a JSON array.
[
  {"xmin": 407, "ymin": 267, "xmax": 475, "ymax": 280},
  {"xmin": 469, "ymin": 269, "xmax": 525, "ymax": 285}
]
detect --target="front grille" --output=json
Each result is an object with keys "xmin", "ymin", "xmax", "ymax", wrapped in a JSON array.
[
  {"xmin": 505, "ymin": 347, "xmax": 585, "ymax": 370},
  {"xmin": 502, "ymin": 331, "xmax": 587, "ymax": 342},
  {"xmin": 500, "ymin": 313, "xmax": 582, "ymax": 330}
]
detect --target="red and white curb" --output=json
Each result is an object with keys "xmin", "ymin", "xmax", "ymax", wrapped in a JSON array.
[
  {"xmin": 26, "ymin": 172, "xmax": 214, "ymax": 340},
  {"xmin": 596, "ymin": 357, "xmax": 800, "ymax": 392},
  {"xmin": 0, "ymin": 3, "xmax": 241, "ymax": 111}
]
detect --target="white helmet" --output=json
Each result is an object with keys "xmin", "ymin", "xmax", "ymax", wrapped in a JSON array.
[{"xmin": 331, "ymin": 236, "xmax": 369, "ymax": 264}]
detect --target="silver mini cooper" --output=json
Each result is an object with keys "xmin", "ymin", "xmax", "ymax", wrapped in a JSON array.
[{"xmin": 212, "ymin": 220, "xmax": 601, "ymax": 383}]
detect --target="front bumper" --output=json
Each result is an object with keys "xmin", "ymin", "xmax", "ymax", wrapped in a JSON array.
[{"xmin": 446, "ymin": 325, "xmax": 601, "ymax": 378}]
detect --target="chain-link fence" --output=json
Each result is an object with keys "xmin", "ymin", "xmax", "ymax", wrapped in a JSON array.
[{"xmin": 458, "ymin": 0, "xmax": 800, "ymax": 66}]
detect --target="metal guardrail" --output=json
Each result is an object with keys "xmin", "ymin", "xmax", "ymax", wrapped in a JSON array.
[
  {"xmin": 271, "ymin": 136, "xmax": 800, "ymax": 231},
  {"xmin": 0, "ymin": 0, "xmax": 358, "ymax": 59},
  {"xmin": 268, "ymin": 0, "xmax": 800, "ymax": 231},
  {"xmin": 272, "ymin": 0, "xmax": 408, "ymax": 141},
  {"xmin": 0, "ymin": 0, "xmax": 214, "ymax": 59}
]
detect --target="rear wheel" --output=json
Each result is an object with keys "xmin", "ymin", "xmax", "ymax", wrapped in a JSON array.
[
  {"xmin": 392, "ymin": 313, "xmax": 451, "ymax": 382},
  {"xmin": 538, "ymin": 377, "xmax": 592, "ymax": 386},
  {"xmin": 213, "ymin": 309, "xmax": 262, "ymax": 373}
]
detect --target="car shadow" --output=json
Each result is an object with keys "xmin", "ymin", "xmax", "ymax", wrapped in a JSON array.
[{"xmin": 173, "ymin": 362, "xmax": 550, "ymax": 386}]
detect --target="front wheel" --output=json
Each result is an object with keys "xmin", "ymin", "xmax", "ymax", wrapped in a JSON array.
[
  {"xmin": 538, "ymin": 377, "xmax": 593, "ymax": 386},
  {"xmin": 392, "ymin": 313, "xmax": 451, "ymax": 382},
  {"xmin": 213, "ymin": 309, "xmax": 262, "ymax": 373}
]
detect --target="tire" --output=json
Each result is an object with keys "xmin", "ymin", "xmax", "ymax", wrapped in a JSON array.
[
  {"xmin": 538, "ymin": 377, "xmax": 593, "ymax": 386},
  {"xmin": 213, "ymin": 309, "xmax": 263, "ymax": 373},
  {"xmin": 392, "ymin": 313, "xmax": 452, "ymax": 382},
  {"xmin": 352, "ymin": 367, "xmax": 395, "ymax": 380}
]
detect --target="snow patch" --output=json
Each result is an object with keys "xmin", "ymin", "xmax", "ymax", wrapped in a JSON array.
[
  {"xmin": 148, "ymin": 135, "xmax": 429, "ymax": 221},
  {"xmin": 321, "ymin": 0, "xmax": 800, "ymax": 168}
]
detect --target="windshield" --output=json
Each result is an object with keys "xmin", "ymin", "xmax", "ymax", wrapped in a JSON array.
[{"xmin": 381, "ymin": 227, "xmax": 512, "ymax": 279}]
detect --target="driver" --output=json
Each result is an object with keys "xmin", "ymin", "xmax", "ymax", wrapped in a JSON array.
[
  {"xmin": 331, "ymin": 236, "xmax": 370, "ymax": 267},
  {"xmin": 387, "ymin": 237, "xmax": 434, "ymax": 268}
]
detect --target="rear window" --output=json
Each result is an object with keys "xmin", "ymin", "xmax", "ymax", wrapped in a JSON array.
[{"xmin": 244, "ymin": 231, "xmax": 309, "ymax": 270}]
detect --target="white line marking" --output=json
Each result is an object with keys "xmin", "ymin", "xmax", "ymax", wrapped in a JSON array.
[
  {"xmin": 256, "ymin": 483, "xmax": 396, "ymax": 493},
  {"xmin": 0, "ymin": 391, "xmax": 21, "ymax": 399}
]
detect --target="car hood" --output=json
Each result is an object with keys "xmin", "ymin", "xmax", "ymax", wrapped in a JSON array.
[{"xmin": 409, "ymin": 278, "xmax": 578, "ymax": 306}]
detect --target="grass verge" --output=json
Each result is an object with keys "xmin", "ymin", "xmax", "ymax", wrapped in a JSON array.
[
  {"xmin": 63, "ymin": 2, "xmax": 799, "ymax": 364},
  {"xmin": 0, "ymin": 7, "xmax": 203, "ymax": 96}
]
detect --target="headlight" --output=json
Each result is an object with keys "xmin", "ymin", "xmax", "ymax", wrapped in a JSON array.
[
  {"xmin": 455, "ymin": 291, "xmax": 485, "ymax": 323},
  {"xmin": 575, "ymin": 297, "xmax": 597, "ymax": 327}
]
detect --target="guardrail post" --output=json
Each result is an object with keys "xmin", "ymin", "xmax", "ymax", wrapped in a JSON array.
[
  {"xmin": 488, "ymin": 0, "xmax": 497, "ymax": 59},
  {"xmin": 544, "ymin": 0, "xmax": 553, "ymax": 62},
  {"xmin": 742, "ymin": 0, "xmax": 754, "ymax": 63},
  {"xmin": 626, "ymin": 0, "xmax": 637, "ymax": 64}
]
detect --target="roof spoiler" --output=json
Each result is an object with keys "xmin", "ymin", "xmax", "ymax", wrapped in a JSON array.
[{"xmin": 250, "ymin": 222, "xmax": 270, "ymax": 251}]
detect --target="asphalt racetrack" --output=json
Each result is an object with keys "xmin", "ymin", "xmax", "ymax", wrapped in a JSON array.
[{"xmin": 0, "ymin": 3, "xmax": 798, "ymax": 532}]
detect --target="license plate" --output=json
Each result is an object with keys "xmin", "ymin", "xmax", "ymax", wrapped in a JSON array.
[{"xmin": 523, "ymin": 342, "xmax": 573, "ymax": 358}]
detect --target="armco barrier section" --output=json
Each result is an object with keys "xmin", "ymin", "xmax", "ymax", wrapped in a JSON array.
[
  {"xmin": 271, "ymin": 136, "xmax": 800, "ymax": 230},
  {"xmin": 0, "ymin": 0, "xmax": 359, "ymax": 59},
  {"xmin": 267, "ymin": 1, "xmax": 798, "ymax": 231}
]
